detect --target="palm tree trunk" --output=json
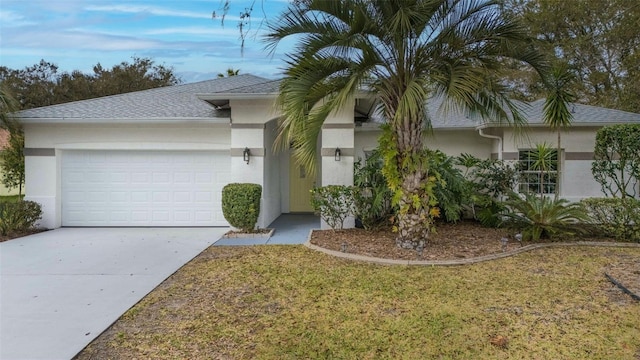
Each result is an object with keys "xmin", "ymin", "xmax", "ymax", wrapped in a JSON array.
[
  {"xmin": 396, "ymin": 171, "xmax": 431, "ymax": 249},
  {"xmin": 393, "ymin": 118, "xmax": 430, "ymax": 250}
]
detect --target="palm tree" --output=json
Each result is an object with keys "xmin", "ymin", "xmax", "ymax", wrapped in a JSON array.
[
  {"xmin": 217, "ymin": 68, "xmax": 240, "ymax": 78},
  {"xmin": 266, "ymin": 0, "xmax": 546, "ymax": 249},
  {"xmin": 542, "ymin": 62, "xmax": 576, "ymax": 199}
]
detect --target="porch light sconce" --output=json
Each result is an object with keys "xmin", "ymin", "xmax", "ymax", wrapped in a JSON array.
[
  {"xmin": 243, "ymin": 147, "xmax": 251, "ymax": 164},
  {"xmin": 334, "ymin": 147, "xmax": 341, "ymax": 161}
]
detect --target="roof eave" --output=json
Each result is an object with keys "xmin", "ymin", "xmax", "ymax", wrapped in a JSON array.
[
  {"xmin": 476, "ymin": 120, "xmax": 640, "ymax": 130},
  {"xmin": 17, "ymin": 117, "xmax": 231, "ymax": 125},
  {"xmin": 196, "ymin": 93, "xmax": 278, "ymax": 101}
]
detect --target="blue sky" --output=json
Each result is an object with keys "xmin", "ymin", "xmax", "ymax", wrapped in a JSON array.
[{"xmin": 0, "ymin": 0, "xmax": 293, "ymax": 83}]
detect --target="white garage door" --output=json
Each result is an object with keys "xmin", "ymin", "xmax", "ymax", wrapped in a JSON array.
[{"xmin": 62, "ymin": 150, "xmax": 230, "ymax": 226}]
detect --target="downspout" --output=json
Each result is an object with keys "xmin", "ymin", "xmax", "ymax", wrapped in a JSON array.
[{"xmin": 477, "ymin": 128, "xmax": 503, "ymax": 160}]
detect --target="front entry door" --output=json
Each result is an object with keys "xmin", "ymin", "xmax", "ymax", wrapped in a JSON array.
[{"xmin": 289, "ymin": 156, "xmax": 315, "ymax": 212}]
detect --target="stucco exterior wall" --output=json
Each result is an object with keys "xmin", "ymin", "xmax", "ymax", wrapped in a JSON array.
[
  {"xmin": 24, "ymin": 123, "xmax": 231, "ymax": 149},
  {"xmin": 262, "ymin": 119, "xmax": 282, "ymax": 227},
  {"xmin": 229, "ymin": 99, "xmax": 279, "ymax": 124},
  {"xmin": 502, "ymin": 127, "xmax": 599, "ymax": 153},
  {"xmin": 354, "ymin": 128, "xmax": 494, "ymax": 160}
]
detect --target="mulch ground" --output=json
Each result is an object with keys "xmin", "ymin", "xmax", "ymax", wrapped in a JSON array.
[
  {"xmin": 310, "ymin": 220, "xmax": 640, "ymax": 300},
  {"xmin": 0, "ymin": 228, "xmax": 46, "ymax": 243}
]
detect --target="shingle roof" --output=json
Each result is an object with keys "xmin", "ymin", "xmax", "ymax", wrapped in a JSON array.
[
  {"xmin": 15, "ymin": 74, "xmax": 274, "ymax": 121},
  {"xmin": 427, "ymin": 98, "xmax": 640, "ymax": 129},
  {"xmin": 516, "ymin": 99, "xmax": 640, "ymax": 125},
  {"xmin": 14, "ymin": 73, "xmax": 640, "ymax": 128}
]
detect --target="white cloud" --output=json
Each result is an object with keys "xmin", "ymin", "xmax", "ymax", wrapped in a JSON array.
[
  {"xmin": 7, "ymin": 30, "xmax": 160, "ymax": 51},
  {"xmin": 84, "ymin": 4, "xmax": 210, "ymax": 19},
  {"xmin": 0, "ymin": 9, "xmax": 36, "ymax": 26}
]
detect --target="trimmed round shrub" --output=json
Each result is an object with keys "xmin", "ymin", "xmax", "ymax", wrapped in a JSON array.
[{"xmin": 222, "ymin": 183, "xmax": 262, "ymax": 232}]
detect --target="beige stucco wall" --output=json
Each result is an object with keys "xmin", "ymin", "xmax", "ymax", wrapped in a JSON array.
[
  {"xmin": 24, "ymin": 123, "xmax": 231, "ymax": 149},
  {"xmin": 262, "ymin": 119, "xmax": 283, "ymax": 227},
  {"xmin": 354, "ymin": 128, "xmax": 494, "ymax": 160},
  {"xmin": 502, "ymin": 126, "xmax": 599, "ymax": 153},
  {"xmin": 229, "ymin": 99, "xmax": 280, "ymax": 124}
]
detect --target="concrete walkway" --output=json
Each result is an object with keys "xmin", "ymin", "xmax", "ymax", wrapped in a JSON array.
[
  {"xmin": 214, "ymin": 214, "xmax": 319, "ymax": 246},
  {"xmin": 0, "ymin": 227, "xmax": 226, "ymax": 360}
]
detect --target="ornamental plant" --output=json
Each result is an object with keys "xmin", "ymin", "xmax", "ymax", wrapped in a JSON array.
[
  {"xmin": 502, "ymin": 192, "xmax": 588, "ymax": 242},
  {"xmin": 310, "ymin": 185, "xmax": 355, "ymax": 231},
  {"xmin": 221, "ymin": 183, "xmax": 262, "ymax": 232}
]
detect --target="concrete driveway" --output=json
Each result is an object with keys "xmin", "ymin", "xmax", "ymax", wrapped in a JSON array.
[{"xmin": 0, "ymin": 227, "xmax": 226, "ymax": 360}]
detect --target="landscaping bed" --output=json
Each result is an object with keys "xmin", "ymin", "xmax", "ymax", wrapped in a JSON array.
[{"xmin": 0, "ymin": 228, "xmax": 46, "ymax": 242}]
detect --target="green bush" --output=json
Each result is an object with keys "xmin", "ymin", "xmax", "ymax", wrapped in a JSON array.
[
  {"xmin": 502, "ymin": 192, "xmax": 588, "ymax": 242},
  {"xmin": 0, "ymin": 200, "xmax": 42, "ymax": 235},
  {"xmin": 353, "ymin": 150, "xmax": 393, "ymax": 230},
  {"xmin": 581, "ymin": 197, "xmax": 640, "ymax": 242},
  {"xmin": 310, "ymin": 185, "xmax": 355, "ymax": 230},
  {"xmin": 221, "ymin": 183, "xmax": 262, "ymax": 232}
]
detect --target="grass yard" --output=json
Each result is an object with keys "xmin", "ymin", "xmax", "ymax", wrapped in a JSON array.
[
  {"xmin": 76, "ymin": 245, "xmax": 640, "ymax": 359},
  {"xmin": 0, "ymin": 195, "xmax": 23, "ymax": 203}
]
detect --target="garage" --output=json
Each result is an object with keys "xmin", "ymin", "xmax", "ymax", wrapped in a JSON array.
[{"xmin": 61, "ymin": 150, "xmax": 230, "ymax": 226}]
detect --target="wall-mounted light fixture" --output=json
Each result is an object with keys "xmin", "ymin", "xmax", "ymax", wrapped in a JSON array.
[
  {"xmin": 334, "ymin": 147, "xmax": 341, "ymax": 161},
  {"xmin": 243, "ymin": 147, "xmax": 251, "ymax": 164}
]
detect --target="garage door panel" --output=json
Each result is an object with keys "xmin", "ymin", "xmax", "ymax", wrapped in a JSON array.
[{"xmin": 62, "ymin": 150, "xmax": 229, "ymax": 226}]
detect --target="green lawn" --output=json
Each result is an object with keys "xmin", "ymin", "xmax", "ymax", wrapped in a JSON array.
[
  {"xmin": 77, "ymin": 246, "xmax": 640, "ymax": 359},
  {"xmin": 0, "ymin": 195, "xmax": 23, "ymax": 203}
]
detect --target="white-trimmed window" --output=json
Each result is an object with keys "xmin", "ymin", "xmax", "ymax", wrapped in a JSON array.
[{"xmin": 518, "ymin": 149, "xmax": 558, "ymax": 194}]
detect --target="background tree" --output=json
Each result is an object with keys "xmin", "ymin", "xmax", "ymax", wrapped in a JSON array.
[
  {"xmin": 0, "ymin": 83, "xmax": 24, "ymax": 195},
  {"xmin": 1, "ymin": 131, "xmax": 25, "ymax": 196},
  {"xmin": 0, "ymin": 57, "xmax": 180, "ymax": 110},
  {"xmin": 217, "ymin": 68, "xmax": 241, "ymax": 78},
  {"xmin": 504, "ymin": 0, "xmax": 640, "ymax": 112},
  {"xmin": 266, "ymin": 0, "xmax": 546, "ymax": 249},
  {"xmin": 0, "ymin": 60, "xmax": 59, "ymax": 109}
]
